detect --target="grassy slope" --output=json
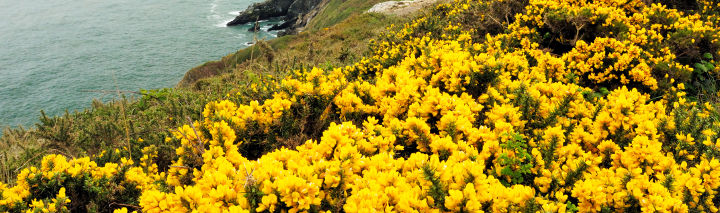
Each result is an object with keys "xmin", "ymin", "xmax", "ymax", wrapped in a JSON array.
[
  {"xmin": 0, "ymin": 0, "xmax": 408, "ymax": 184},
  {"xmin": 178, "ymin": 0, "xmax": 396, "ymax": 88},
  {"xmin": 188, "ymin": 12, "xmax": 403, "ymax": 91},
  {"xmin": 305, "ymin": 0, "xmax": 389, "ymax": 30}
]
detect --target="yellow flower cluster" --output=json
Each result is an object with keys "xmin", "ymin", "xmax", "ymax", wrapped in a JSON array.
[
  {"xmin": 0, "ymin": 154, "xmax": 149, "ymax": 212},
  {"xmin": 2, "ymin": 0, "xmax": 720, "ymax": 212},
  {"xmin": 564, "ymin": 37, "xmax": 659, "ymax": 89},
  {"xmin": 512, "ymin": 0, "xmax": 719, "ymax": 91},
  {"xmin": 24, "ymin": 187, "xmax": 71, "ymax": 213}
]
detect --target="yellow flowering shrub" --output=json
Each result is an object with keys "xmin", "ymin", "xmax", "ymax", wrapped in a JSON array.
[
  {"xmin": 0, "ymin": 154, "xmax": 152, "ymax": 212},
  {"xmin": 3, "ymin": 0, "xmax": 720, "ymax": 212}
]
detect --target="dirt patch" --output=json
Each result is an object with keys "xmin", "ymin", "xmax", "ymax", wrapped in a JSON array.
[{"xmin": 367, "ymin": 0, "xmax": 450, "ymax": 16}]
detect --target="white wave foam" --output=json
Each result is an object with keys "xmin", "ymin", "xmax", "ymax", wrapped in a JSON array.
[
  {"xmin": 215, "ymin": 18, "xmax": 234, "ymax": 27},
  {"xmin": 209, "ymin": 0, "xmax": 232, "ymax": 27},
  {"xmin": 209, "ymin": 0, "xmax": 227, "ymax": 27},
  {"xmin": 210, "ymin": 0, "xmax": 218, "ymax": 14},
  {"xmin": 228, "ymin": 11, "xmax": 241, "ymax": 16}
]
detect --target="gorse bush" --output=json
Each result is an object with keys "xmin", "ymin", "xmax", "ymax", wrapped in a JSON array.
[
  {"xmin": 2, "ymin": 0, "xmax": 720, "ymax": 212},
  {"xmin": 0, "ymin": 88, "xmax": 219, "ymax": 185}
]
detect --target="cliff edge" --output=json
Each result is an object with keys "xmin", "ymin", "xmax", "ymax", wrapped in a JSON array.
[{"xmin": 226, "ymin": 0, "xmax": 327, "ymax": 35}]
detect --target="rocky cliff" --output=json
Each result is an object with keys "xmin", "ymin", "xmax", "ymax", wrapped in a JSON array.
[{"xmin": 227, "ymin": 0, "xmax": 328, "ymax": 35}]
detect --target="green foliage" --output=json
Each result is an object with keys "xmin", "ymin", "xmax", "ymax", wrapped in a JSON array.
[
  {"xmin": 243, "ymin": 181, "xmax": 263, "ymax": 213},
  {"xmin": 497, "ymin": 133, "xmax": 534, "ymax": 186},
  {"xmin": 688, "ymin": 53, "xmax": 719, "ymax": 98},
  {"xmin": 564, "ymin": 161, "xmax": 588, "ymax": 188},
  {"xmin": 35, "ymin": 111, "xmax": 75, "ymax": 155},
  {"xmin": 566, "ymin": 201, "xmax": 579, "ymax": 212},
  {"xmin": 0, "ymin": 89, "xmax": 218, "ymax": 184},
  {"xmin": 0, "ymin": 127, "xmax": 42, "ymax": 184},
  {"xmin": 668, "ymin": 101, "xmax": 720, "ymax": 163},
  {"xmin": 522, "ymin": 198, "xmax": 541, "ymax": 213},
  {"xmin": 422, "ymin": 163, "xmax": 448, "ymax": 210},
  {"xmin": 21, "ymin": 163, "xmax": 142, "ymax": 212}
]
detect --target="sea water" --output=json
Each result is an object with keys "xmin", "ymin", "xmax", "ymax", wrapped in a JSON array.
[{"xmin": 0, "ymin": 0, "xmax": 276, "ymax": 129}]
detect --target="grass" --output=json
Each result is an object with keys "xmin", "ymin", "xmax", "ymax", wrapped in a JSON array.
[
  {"xmin": 305, "ymin": 0, "xmax": 390, "ymax": 31},
  {"xmin": 181, "ymin": 11, "xmax": 406, "ymax": 91},
  {"xmin": 0, "ymin": 89, "xmax": 222, "ymax": 183}
]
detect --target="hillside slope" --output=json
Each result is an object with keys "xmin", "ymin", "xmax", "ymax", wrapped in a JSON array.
[{"xmin": 2, "ymin": 0, "xmax": 720, "ymax": 212}]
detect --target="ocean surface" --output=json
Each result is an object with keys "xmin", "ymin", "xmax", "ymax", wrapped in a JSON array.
[{"xmin": 0, "ymin": 0, "xmax": 278, "ymax": 129}]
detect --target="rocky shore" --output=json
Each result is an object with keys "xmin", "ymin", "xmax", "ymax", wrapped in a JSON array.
[{"xmin": 227, "ymin": 0, "xmax": 327, "ymax": 36}]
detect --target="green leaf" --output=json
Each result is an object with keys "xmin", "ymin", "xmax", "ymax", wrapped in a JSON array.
[
  {"xmin": 566, "ymin": 201, "xmax": 579, "ymax": 213},
  {"xmin": 703, "ymin": 52, "xmax": 714, "ymax": 60},
  {"xmin": 599, "ymin": 87, "xmax": 610, "ymax": 96},
  {"xmin": 695, "ymin": 63, "xmax": 708, "ymax": 73}
]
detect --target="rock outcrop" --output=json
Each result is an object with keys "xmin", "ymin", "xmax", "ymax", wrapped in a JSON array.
[
  {"xmin": 227, "ymin": 0, "xmax": 328, "ymax": 36},
  {"xmin": 367, "ymin": 0, "xmax": 452, "ymax": 16},
  {"xmin": 226, "ymin": 0, "xmax": 293, "ymax": 26}
]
